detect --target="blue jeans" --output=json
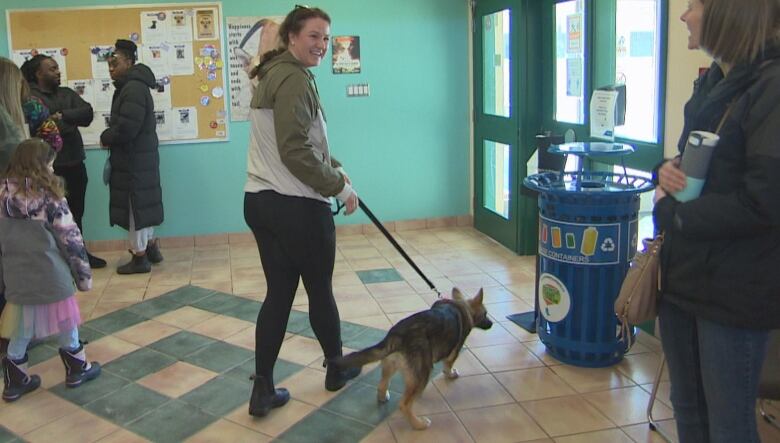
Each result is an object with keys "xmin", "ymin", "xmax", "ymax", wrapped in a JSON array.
[
  {"xmin": 7, "ymin": 328, "xmax": 80, "ymax": 361},
  {"xmin": 658, "ymin": 300, "xmax": 769, "ymax": 443}
]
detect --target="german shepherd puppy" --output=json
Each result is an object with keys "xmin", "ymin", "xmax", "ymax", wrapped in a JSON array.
[{"xmin": 331, "ymin": 288, "xmax": 492, "ymax": 430}]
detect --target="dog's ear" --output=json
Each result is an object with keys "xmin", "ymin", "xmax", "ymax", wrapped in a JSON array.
[
  {"xmin": 452, "ymin": 287, "xmax": 465, "ymax": 301},
  {"xmin": 471, "ymin": 288, "xmax": 484, "ymax": 306}
]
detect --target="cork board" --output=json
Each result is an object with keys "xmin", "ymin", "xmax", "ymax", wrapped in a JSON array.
[{"xmin": 7, "ymin": 2, "xmax": 229, "ymax": 145}]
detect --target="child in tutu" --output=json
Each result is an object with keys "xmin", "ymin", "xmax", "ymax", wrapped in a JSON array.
[{"xmin": 0, "ymin": 138, "xmax": 100, "ymax": 402}]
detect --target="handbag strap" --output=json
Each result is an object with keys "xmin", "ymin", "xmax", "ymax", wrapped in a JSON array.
[{"xmin": 714, "ymin": 101, "xmax": 734, "ymax": 135}]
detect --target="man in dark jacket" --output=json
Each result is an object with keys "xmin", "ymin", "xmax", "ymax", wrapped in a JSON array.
[
  {"xmin": 20, "ymin": 55, "xmax": 106, "ymax": 268},
  {"xmin": 100, "ymin": 39, "xmax": 164, "ymax": 274}
]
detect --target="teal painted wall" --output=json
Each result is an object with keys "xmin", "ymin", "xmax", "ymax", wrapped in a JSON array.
[{"xmin": 1, "ymin": 0, "xmax": 471, "ymax": 240}]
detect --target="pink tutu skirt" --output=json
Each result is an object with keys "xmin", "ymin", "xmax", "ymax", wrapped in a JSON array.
[{"xmin": 0, "ymin": 295, "xmax": 82, "ymax": 339}]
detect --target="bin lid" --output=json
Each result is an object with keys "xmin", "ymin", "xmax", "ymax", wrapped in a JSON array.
[
  {"xmin": 549, "ymin": 142, "xmax": 635, "ymax": 157},
  {"xmin": 523, "ymin": 171, "xmax": 654, "ymax": 195}
]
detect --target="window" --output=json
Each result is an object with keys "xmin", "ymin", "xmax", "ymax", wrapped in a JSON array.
[
  {"xmin": 483, "ymin": 10, "xmax": 511, "ymax": 118},
  {"xmin": 615, "ymin": 0, "xmax": 662, "ymax": 143},
  {"xmin": 554, "ymin": 0, "xmax": 585, "ymax": 124}
]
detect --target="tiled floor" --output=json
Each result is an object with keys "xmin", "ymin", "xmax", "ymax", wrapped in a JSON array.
[{"xmin": 1, "ymin": 226, "xmax": 779, "ymax": 443}]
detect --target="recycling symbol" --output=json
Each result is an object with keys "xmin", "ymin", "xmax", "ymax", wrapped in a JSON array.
[{"xmin": 600, "ymin": 238, "xmax": 616, "ymax": 252}]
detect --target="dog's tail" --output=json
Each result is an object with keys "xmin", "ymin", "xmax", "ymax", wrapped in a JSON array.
[{"xmin": 331, "ymin": 336, "xmax": 398, "ymax": 369}]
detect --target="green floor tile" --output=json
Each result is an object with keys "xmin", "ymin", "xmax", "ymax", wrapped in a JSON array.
[
  {"xmin": 126, "ymin": 400, "xmax": 217, "ymax": 443},
  {"xmin": 85, "ymin": 383, "xmax": 170, "ymax": 426},
  {"xmin": 339, "ymin": 321, "xmax": 369, "ymax": 342},
  {"xmin": 179, "ymin": 376, "xmax": 248, "ymax": 416},
  {"xmin": 148, "ymin": 331, "xmax": 216, "ymax": 359},
  {"xmin": 343, "ymin": 327, "xmax": 387, "ymax": 351},
  {"xmin": 277, "ymin": 409, "xmax": 373, "ymax": 443},
  {"xmin": 322, "ymin": 382, "xmax": 400, "ymax": 425},
  {"xmin": 224, "ymin": 358, "xmax": 303, "ymax": 386},
  {"xmin": 356, "ymin": 268, "xmax": 404, "ymax": 284},
  {"xmin": 84, "ymin": 309, "xmax": 147, "ymax": 335},
  {"xmin": 78, "ymin": 325, "xmax": 106, "ymax": 344},
  {"xmin": 219, "ymin": 299, "xmax": 262, "ymax": 323},
  {"xmin": 126, "ymin": 296, "xmax": 184, "ymax": 319},
  {"xmin": 27, "ymin": 344, "xmax": 58, "ymax": 366},
  {"xmin": 157, "ymin": 285, "xmax": 216, "ymax": 305},
  {"xmin": 50, "ymin": 371, "xmax": 131, "ymax": 406},
  {"xmin": 285, "ymin": 310, "xmax": 311, "ymax": 334},
  {"xmin": 191, "ymin": 292, "xmax": 253, "ymax": 316},
  {"xmin": 181, "ymin": 341, "xmax": 253, "ymax": 373},
  {"xmin": 103, "ymin": 348, "xmax": 177, "ymax": 381},
  {"xmin": 360, "ymin": 365, "xmax": 406, "ymax": 393},
  {"xmin": 0, "ymin": 426, "xmax": 18, "ymax": 443}
]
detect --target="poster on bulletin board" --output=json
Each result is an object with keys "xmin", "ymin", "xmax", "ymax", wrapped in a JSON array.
[{"xmin": 6, "ymin": 2, "xmax": 230, "ymax": 146}]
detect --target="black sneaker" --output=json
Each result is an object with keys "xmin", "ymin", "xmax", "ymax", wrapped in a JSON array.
[
  {"xmin": 324, "ymin": 363, "xmax": 361, "ymax": 392},
  {"xmin": 87, "ymin": 252, "xmax": 107, "ymax": 269}
]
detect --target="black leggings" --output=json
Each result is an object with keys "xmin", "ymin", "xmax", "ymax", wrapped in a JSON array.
[
  {"xmin": 244, "ymin": 191, "xmax": 342, "ymax": 380},
  {"xmin": 54, "ymin": 162, "xmax": 88, "ymax": 231}
]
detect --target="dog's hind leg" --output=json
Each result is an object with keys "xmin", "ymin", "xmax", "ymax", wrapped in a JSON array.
[
  {"xmin": 377, "ymin": 357, "xmax": 397, "ymax": 403},
  {"xmin": 399, "ymin": 364, "xmax": 431, "ymax": 430}
]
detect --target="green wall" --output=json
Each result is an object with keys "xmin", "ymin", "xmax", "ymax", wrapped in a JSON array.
[{"xmin": 1, "ymin": 0, "xmax": 471, "ymax": 240}]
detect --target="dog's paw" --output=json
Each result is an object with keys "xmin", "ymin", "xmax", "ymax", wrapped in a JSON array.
[
  {"xmin": 411, "ymin": 416, "xmax": 431, "ymax": 430},
  {"xmin": 443, "ymin": 367, "xmax": 459, "ymax": 379},
  {"xmin": 377, "ymin": 390, "xmax": 390, "ymax": 403}
]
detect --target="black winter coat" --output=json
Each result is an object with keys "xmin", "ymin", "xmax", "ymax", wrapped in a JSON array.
[
  {"xmin": 100, "ymin": 64, "xmax": 163, "ymax": 230},
  {"xmin": 654, "ymin": 47, "xmax": 780, "ymax": 330},
  {"xmin": 28, "ymin": 84, "xmax": 93, "ymax": 167}
]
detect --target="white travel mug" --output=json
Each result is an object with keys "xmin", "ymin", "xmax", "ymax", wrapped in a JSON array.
[{"xmin": 673, "ymin": 130, "xmax": 719, "ymax": 202}]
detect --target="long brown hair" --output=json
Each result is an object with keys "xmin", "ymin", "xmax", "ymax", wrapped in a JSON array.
[
  {"xmin": 0, "ymin": 57, "xmax": 26, "ymax": 135},
  {"xmin": 700, "ymin": 0, "xmax": 780, "ymax": 65},
  {"xmin": 4, "ymin": 138, "xmax": 65, "ymax": 200},
  {"xmin": 249, "ymin": 5, "xmax": 331, "ymax": 79}
]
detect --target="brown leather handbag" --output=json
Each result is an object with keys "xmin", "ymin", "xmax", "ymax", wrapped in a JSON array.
[{"xmin": 614, "ymin": 233, "xmax": 664, "ymax": 347}]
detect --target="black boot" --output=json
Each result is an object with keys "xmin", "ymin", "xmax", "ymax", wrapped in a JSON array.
[
  {"xmin": 87, "ymin": 252, "xmax": 107, "ymax": 269},
  {"xmin": 324, "ymin": 359, "xmax": 361, "ymax": 392},
  {"xmin": 59, "ymin": 345, "xmax": 101, "ymax": 387},
  {"xmin": 248, "ymin": 374, "xmax": 290, "ymax": 417},
  {"xmin": 145, "ymin": 238, "xmax": 164, "ymax": 264},
  {"xmin": 2, "ymin": 355, "xmax": 41, "ymax": 402},
  {"xmin": 117, "ymin": 250, "xmax": 151, "ymax": 274}
]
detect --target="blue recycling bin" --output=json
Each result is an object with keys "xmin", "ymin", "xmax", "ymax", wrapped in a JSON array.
[{"xmin": 523, "ymin": 142, "xmax": 654, "ymax": 367}]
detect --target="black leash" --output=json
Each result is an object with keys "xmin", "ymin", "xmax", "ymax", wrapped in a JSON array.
[{"xmin": 337, "ymin": 199, "xmax": 440, "ymax": 297}]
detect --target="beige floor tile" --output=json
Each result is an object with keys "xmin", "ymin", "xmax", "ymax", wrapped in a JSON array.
[
  {"xmin": 332, "ymin": 271, "xmax": 363, "ymax": 286},
  {"xmin": 386, "ymin": 311, "xmax": 420, "ymax": 325},
  {"xmin": 231, "ymin": 266, "xmax": 265, "ymax": 281},
  {"xmin": 283, "ymin": 367, "xmax": 339, "ymax": 407},
  {"xmin": 448, "ymin": 273, "xmax": 502, "ymax": 289},
  {"xmin": 523, "ymin": 340, "xmax": 565, "ymax": 366},
  {"xmin": 225, "ymin": 399, "xmax": 315, "ymax": 437},
  {"xmin": 456, "ymin": 403, "xmax": 548, "ymax": 443},
  {"xmin": 553, "ymin": 428, "xmax": 634, "ymax": 443},
  {"xmin": 99, "ymin": 287, "xmax": 146, "ymax": 304},
  {"xmin": 359, "ymin": 422, "xmax": 396, "ymax": 443},
  {"xmin": 338, "ymin": 297, "xmax": 385, "ymax": 319},
  {"xmin": 192, "ymin": 280, "xmax": 233, "ymax": 293},
  {"xmin": 470, "ymin": 342, "xmax": 544, "ymax": 372},
  {"xmin": 190, "ymin": 268, "xmax": 232, "ymax": 284},
  {"xmin": 500, "ymin": 320, "xmax": 540, "ymax": 342},
  {"xmin": 521, "ymin": 396, "xmax": 615, "ymax": 437},
  {"xmin": 224, "ymin": 326, "xmax": 256, "ymax": 350},
  {"xmin": 232, "ymin": 278, "xmax": 267, "ymax": 295},
  {"xmin": 465, "ymin": 322, "xmax": 518, "ymax": 348},
  {"xmin": 346, "ymin": 314, "xmax": 393, "ymax": 330},
  {"xmin": 582, "ymin": 386, "xmax": 674, "ymax": 427},
  {"xmin": 277, "ymin": 335, "xmax": 323, "ymax": 366},
  {"xmin": 114, "ymin": 320, "xmax": 180, "ymax": 347},
  {"xmin": 29, "ymin": 355, "xmax": 66, "ymax": 389},
  {"xmin": 137, "ymin": 361, "xmax": 217, "ymax": 398},
  {"xmin": 340, "ymin": 246, "xmax": 383, "ymax": 260},
  {"xmin": 95, "ymin": 429, "xmax": 150, "ymax": 442},
  {"xmin": 375, "ymin": 294, "xmax": 429, "ymax": 314},
  {"xmin": 389, "ymin": 411, "xmax": 474, "ymax": 442},
  {"xmin": 389, "ymin": 384, "xmax": 451, "ymax": 419},
  {"xmin": 616, "ymin": 353, "xmax": 667, "ymax": 385},
  {"xmin": 433, "ymin": 374, "xmax": 514, "ymax": 411},
  {"xmin": 0, "ymin": 390, "xmax": 79, "ymax": 434},
  {"xmin": 479, "ymin": 286, "xmax": 521, "ymax": 304},
  {"xmin": 90, "ymin": 302, "xmax": 134, "ymax": 319},
  {"xmin": 430, "ymin": 349, "xmax": 488, "ymax": 379},
  {"xmin": 484, "ymin": 299, "xmax": 535, "ymax": 321},
  {"xmin": 494, "ymin": 367, "xmax": 577, "ymax": 402},
  {"xmin": 85, "ymin": 335, "xmax": 141, "ymax": 364},
  {"xmin": 550, "ymin": 365, "xmax": 636, "ymax": 393},
  {"xmin": 488, "ymin": 270, "xmax": 535, "ymax": 286},
  {"xmin": 185, "ymin": 418, "xmax": 272, "ymax": 443},
  {"xmin": 145, "ymin": 284, "xmax": 186, "ymax": 300},
  {"xmin": 153, "ymin": 306, "xmax": 217, "ymax": 329},
  {"xmin": 106, "ymin": 273, "xmax": 152, "ymax": 289},
  {"xmin": 638, "ymin": 381, "xmax": 672, "ymax": 408},
  {"xmin": 24, "ymin": 409, "xmax": 118, "ymax": 443},
  {"xmin": 349, "ymin": 257, "xmax": 395, "ymax": 271},
  {"xmin": 366, "ymin": 281, "xmax": 417, "ymax": 298},
  {"xmin": 147, "ymin": 271, "xmax": 191, "ymax": 288},
  {"xmin": 621, "ymin": 420, "xmax": 678, "ymax": 443},
  {"xmin": 188, "ymin": 315, "xmax": 254, "ymax": 340}
]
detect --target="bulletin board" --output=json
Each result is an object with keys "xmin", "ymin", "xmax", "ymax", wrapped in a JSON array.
[{"xmin": 6, "ymin": 2, "xmax": 229, "ymax": 146}]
